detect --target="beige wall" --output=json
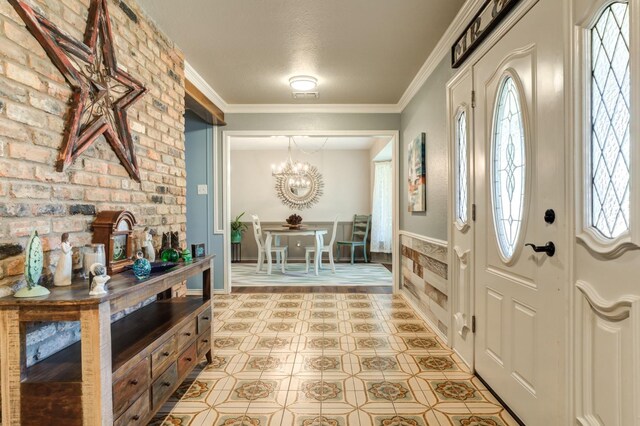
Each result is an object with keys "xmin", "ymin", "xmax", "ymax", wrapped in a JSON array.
[{"xmin": 230, "ymin": 149, "xmax": 371, "ymax": 222}]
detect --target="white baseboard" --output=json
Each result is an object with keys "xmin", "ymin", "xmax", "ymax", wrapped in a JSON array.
[{"xmin": 399, "ymin": 288, "xmax": 448, "ymax": 345}]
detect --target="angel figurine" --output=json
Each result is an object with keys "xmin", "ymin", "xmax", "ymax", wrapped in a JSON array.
[
  {"xmin": 54, "ymin": 233, "xmax": 72, "ymax": 286},
  {"xmin": 143, "ymin": 227, "xmax": 156, "ymax": 262}
]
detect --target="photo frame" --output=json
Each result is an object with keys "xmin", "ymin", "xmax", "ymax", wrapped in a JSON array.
[
  {"xmin": 191, "ymin": 243, "xmax": 206, "ymax": 258},
  {"xmin": 408, "ymin": 133, "xmax": 426, "ymax": 212}
]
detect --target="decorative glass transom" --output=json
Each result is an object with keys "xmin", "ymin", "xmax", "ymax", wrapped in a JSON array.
[
  {"xmin": 456, "ymin": 110, "xmax": 469, "ymax": 224},
  {"xmin": 590, "ymin": 2, "xmax": 630, "ymax": 239},
  {"xmin": 492, "ymin": 76, "xmax": 526, "ymax": 260}
]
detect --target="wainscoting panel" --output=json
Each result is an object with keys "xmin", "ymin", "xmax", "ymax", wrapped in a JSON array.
[
  {"xmin": 400, "ymin": 233, "xmax": 449, "ymax": 337},
  {"xmin": 575, "ymin": 281, "xmax": 640, "ymax": 426}
]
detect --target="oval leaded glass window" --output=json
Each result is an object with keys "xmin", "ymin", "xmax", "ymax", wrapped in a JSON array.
[
  {"xmin": 492, "ymin": 76, "xmax": 526, "ymax": 260},
  {"xmin": 590, "ymin": 2, "xmax": 630, "ymax": 239},
  {"xmin": 456, "ymin": 110, "xmax": 469, "ymax": 225}
]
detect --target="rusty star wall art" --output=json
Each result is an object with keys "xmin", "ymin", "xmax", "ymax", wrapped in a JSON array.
[{"xmin": 9, "ymin": 0, "xmax": 147, "ymax": 182}]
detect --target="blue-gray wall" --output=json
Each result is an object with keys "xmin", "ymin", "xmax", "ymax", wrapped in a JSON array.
[
  {"xmin": 399, "ymin": 57, "xmax": 454, "ymax": 241},
  {"xmin": 185, "ymin": 111, "xmax": 224, "ymax": 290}
]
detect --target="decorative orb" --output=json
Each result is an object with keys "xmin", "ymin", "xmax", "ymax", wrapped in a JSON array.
[
  {"xmin": 132, "ymin": 251, "xmax": 151, "ymax": 280},
  {"xmin": 160, "ymin": 248, "xmax": 180, "ymax": 263}
]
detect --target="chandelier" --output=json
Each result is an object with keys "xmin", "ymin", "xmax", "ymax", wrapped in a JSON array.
[{"xmin": 271, "ymin": 137, "xmax": 312, "ymax": 189}]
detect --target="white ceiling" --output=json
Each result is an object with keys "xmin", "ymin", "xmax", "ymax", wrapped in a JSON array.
[
  {"xmin": 137, "ymin": 0, "xmax": 465, "ymax": 105},
  {"xmin": 230, "ymin": 136, "xmax": 391, "ymax": 151}
]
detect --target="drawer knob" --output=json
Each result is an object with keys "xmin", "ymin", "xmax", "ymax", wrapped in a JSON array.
[
  {"xmin": 186, "ymin": 357, "xmax": 193, "ymax": 362},
  {"xmin": 162, "ymin": 381, "xmax": 171, "ymax": 387},
  {"xmin": 202, "ymin": 316, "xmax": 210, "ymax": 320},
  {"xmin": 132, "ymin": 415, "xmax": 140, "ymax": 421},
  {"xmin": 129, "ymin": 379, "xmax": 139, "ymax": 385},
  {"xmin": 185, "ymin": 332, "xmax": 192, "ymax": 337},
  {"xmin": 202, "ymin": 339, "xmax": 209, "ymax": 343},
  {"xmin": 162, "ymin": 351, "xmax": 170, "ymax": 357}
]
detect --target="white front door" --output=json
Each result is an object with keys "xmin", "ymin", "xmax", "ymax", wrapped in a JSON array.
[{"xmin": 473, "ymin": 0, "xmax": 568, "ymax": 423}]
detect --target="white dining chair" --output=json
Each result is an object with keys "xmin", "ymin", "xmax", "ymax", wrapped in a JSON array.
[
  {"xmin": 251, "ymin": 214, "xmax": 288, "ymax": 273},
  {"xmin": 305, "ymin": 215, "xmax": 339, "ymax": 274}
]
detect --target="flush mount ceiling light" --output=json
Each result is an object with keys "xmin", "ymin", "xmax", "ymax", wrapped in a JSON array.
[{"xmin": 289, "ymin": 75, "xmax": 318, "ymax": 92}]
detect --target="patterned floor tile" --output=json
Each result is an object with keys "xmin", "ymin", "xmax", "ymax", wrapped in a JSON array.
[{"xmin": 157, "ymin": 290, "xmax": 516, "ymax": 425}]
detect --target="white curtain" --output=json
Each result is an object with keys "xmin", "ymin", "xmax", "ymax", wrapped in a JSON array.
[{"xmin": 371, "ymin": 161, "xmax": 393, "ymax": 253}]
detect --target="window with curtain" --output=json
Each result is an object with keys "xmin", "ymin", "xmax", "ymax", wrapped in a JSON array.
[{"xmin": 371, "ymin": 161, "xmax": 393, "ymax": 253}]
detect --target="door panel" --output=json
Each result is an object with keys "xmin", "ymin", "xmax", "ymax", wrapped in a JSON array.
[
  {"xmin": 473, "ymin": 0, "xmax": 567, "ymax": 423},
  {"xmin": 572, "ymin": 1, "xmax": 640, "ymax": 424},
  {"xmin": 447, "ymin": 69, "xmax": 475, "ymax": 369}
]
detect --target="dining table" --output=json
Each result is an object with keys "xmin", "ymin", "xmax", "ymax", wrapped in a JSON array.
[{"xmin": 262, "ymin": 226, "xmax": 328, "ymax": 276}]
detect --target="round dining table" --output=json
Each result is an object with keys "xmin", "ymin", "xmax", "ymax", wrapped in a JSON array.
[{"xmin": 262, "ymin": 227, "xmax": 328, "ymax": 276}]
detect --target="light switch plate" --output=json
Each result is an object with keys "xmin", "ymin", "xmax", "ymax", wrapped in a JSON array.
[{"xmin": 197, "ymin": 184, "xmax": 208, "ymax": 195}]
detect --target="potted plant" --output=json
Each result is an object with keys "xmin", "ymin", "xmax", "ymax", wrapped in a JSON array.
[{"xmin": 231, "ymin": 212, "xmax": 248, "ymax": 243}]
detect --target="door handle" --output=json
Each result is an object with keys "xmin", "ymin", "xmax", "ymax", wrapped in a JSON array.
[{"xmin": 525, "ymin": 242, "xmax": 555, "ymax": 257}]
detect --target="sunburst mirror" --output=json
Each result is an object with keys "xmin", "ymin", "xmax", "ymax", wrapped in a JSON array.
[{"xmin": 275, "ymin": 164, "xmax": 324, "ymax": 210}]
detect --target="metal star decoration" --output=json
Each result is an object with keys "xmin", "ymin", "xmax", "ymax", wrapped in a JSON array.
[{"xmin": 9, "ymin": 0, "xmax": 147, "ymax": 182}]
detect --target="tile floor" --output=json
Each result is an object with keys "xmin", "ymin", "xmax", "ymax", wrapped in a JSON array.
[{"xmin": 151, "ymin": 292, "xmax": 518, "ymax": 426}]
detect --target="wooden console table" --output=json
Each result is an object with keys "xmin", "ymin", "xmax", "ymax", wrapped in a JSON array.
[{"xmin": 0, "ymin": 255, "xmax": 215, "ymax": 426}]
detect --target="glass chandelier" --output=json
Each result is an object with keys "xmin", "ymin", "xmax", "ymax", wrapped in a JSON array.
[{"xmin": 271, "ymin": 137, "xmax": 312, "ymax": 189}]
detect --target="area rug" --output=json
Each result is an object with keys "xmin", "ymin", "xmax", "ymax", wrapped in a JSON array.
[{"xmin": 231, "ymin": 263, "xmax": 392, "ymax": 287}]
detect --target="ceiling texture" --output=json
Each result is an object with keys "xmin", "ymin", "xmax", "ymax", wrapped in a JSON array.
[{"xmin": 137, "ymin": 0, "xmax": 465, "ymax": 105}]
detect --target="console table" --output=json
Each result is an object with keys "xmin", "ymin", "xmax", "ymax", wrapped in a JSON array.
[{"xmin": 0, "ymin": 255, "xmax": 214, "ymax": 426}]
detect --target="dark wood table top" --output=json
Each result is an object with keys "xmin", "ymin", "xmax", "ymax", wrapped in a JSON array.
[{"xmin": 0, "ymin": 255, "xmax": 214, "ymax": 307}]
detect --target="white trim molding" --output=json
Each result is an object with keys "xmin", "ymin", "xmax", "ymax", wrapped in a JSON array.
[
  {"xmin": 574, "ymin": 0, "xmax": 640, "ymax": 258},
  {"xmin": 222, "ymin": 130, "xmax": 401, "ymax": 294},
  {"xmin": 398, "ymin": 230, "xmax": 448, "ymax": 248},
  {"xmin": 184, "ymin": 61, "xmax": 229, "ymax": 112},
  {"xmin": 397, "ymin": 0, "xmax": 484, "ymax": 110},
  {"xmin": 224, "ymin": 103, "xmax": 401, "ymax": 114}
]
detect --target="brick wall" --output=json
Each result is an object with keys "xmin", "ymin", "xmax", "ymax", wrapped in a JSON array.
[{"xmin": 0, "ymin": 0, "xmax": 186, "ymax": 369}]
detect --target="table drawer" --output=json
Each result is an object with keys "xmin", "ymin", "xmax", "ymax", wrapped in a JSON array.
[
  {"xmin": 151, "ymin": 362, "xmax": 178, "ymax": 410},
  {"xmin": 113, "ymin": 357, "xmax": 149, "ymax": 417},
  {"xmin": 151, "ymin": 335, "xmax": 176, "ymax": 377},
  {"xmin": 114, "ymin": 390, "xmax": 149, "ymax": 426},
  {"xmin": 177, "ymin": 319, "xmax": 197, "ymax": 351},
  {"xmin": 178, "ymin": 343, "xmax": 198, "ymax": 378},
  {"xmin": 197, "ymin": 309, "xmax": 212, "ymax": 334},
  {"xmin": 197, "ymin": 328, "xmax": 211, "ymax": 357}
]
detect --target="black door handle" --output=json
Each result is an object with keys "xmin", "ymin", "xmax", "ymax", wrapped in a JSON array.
[{"xmin": 525, "ymin": 242, "xmax": 555, "ymax": 257}]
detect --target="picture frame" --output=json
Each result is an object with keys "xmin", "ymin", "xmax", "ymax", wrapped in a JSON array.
[
  {"xmin": 408, "ymin": 133, "xmax": 426, "ymax": 212},
  {"xmin": 191, "ymin": 243, "xmax": 206, "ymax": 258}
]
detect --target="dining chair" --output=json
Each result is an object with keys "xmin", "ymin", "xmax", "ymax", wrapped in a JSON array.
[
  {"xmin": 305, "ymin": 215, "xmax": 339, "ymax": 273},
  {"xmin": 251, "ymin": 214, "xmax": 288, "ymax": 273},
  {"xmin": 336, "ymin": 214, "xmax": 371, "ymax": 264}
]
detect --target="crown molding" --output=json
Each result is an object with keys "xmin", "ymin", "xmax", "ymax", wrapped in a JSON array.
[
  {"xmin": 184, "ymin": 60, "xmax": 229, "ymax": 112},
  {"xmin": 223, "ymin": 103, "xmax": 401, "ymax": 114},
  {"xmin": 183, "ymin": 0, "xmax": 482, "ymax": 115},
  {"xmin": 397, "ymin": 0, "xmax": 483, "ymax": 111}
]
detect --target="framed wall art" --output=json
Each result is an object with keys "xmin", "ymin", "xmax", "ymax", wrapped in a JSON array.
[{"xmin": 408, "ymin": 133, "xmax": 426, "ymax": 212}]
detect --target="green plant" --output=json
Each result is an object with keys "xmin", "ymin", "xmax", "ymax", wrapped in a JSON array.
[{"xmin": 231, "ymin": 212, "xmax": 248, "ymax": 233}]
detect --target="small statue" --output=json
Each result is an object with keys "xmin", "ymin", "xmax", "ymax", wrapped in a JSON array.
[
  {"xmin": 143, "ymin": 227, "xmax": 155, "ymax": 262},
  {"xmin": 89, "ymin": 263, "xmax": 110, "ymax": 296},
  {"xmin": 54, "ymin": 233, "xmax": 73, "ymax": 287}
]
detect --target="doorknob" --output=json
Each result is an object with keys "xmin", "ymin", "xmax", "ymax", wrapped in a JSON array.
[{"xmin": 525, "ymin": 242, "xmax": 555, "ymax": 257}]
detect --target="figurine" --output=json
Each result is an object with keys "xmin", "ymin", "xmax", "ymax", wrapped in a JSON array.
[
  {"xmin": 14, "ymin": 230, "xmax": 50, "ymax": 298},
  {"xmin": 143, "ymin": 227, "xmax": 156, "ymax": 262},
  {"xmin": 89, "ymin": 263, "xmax": 110, "ymax": 296},
  {"xmin": 54, "ymin": 233, "xmax": 73, "ymax": 286}
]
